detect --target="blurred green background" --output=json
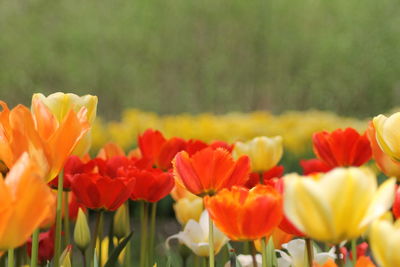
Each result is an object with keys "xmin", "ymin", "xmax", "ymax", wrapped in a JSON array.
[{"xmin": 1, "ymin": 0, "xmax": 399, "ymax": 119}]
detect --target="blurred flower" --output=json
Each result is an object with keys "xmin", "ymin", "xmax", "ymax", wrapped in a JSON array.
[
  {"xmin": 370, "ymin": 218, "xmax": 400, "ymax": 267},
  {"xmin": 373, "ymin": 112, "xmax": 400, "ymax": 161},
  {"xmin": 254, "ymin": 227, "xmax": 293, "ymax": 251},
  {"xmin": 224, "ymin": 254, "xmax": 262, "ymax": 267},
  {"xmin": 166, "ymin": 210, "xmax": 228, "ymax": 257},
  {"xmin": 27, "ymin": 227, "xmax": 55, "ymax": 264},
  {"xmin": 173, "ymin": 147, "xmax": 250, "ymax": 196},
  {"xmin": 393, "ymin": 186, "xmax": 400, "ymax": 219},
  {"xmin": 366, "ymin": 121, "xmax": 400, "ymax": 177},
  {"xmin": 74, "ymin": 208, "xmax": 90, "ymax": 251},
  {"xmin": 96, "ymin": 237, "xmax": 126, "ymax": 266},
  {"xmin": 300, "ymin": 159, "xmax": 332, "ymax": 175},
  {"xmin": 49, "ymin": 155, "xmax": 95, "ymax": 190},
  {"xmin": 276, "ymin": 239, "xmax": 336, "ymax": 267},
  {"xmin": 32, "ymin": 92, "xmax": 98, "ymax": 156},
  {"xmin": 170, "ymin": 182, "xmax": 197, "ymax": 201},
  {"xmin": 0, "ymin": 100, "xmax": 89, "ymax": 181},
  {"xmin": 245, "ymin": 165, "xmax": 284, "ymax": 188},
  {"xmin": 67, "ymin": 191, "xmax": 87, "ymax": 221},
  {"xmin": 0, "ymin": 153, "xmax": 56, "ymax": 250},
  {"xmin": 173, "ymin": 196, "xmax": 204, "ymax": 225},
  {"xmin": 312, "ymin": 128, "xmax": 371, "ymax": 167},
  {"xmin": 97, "ymin": 142, "xmax": 125, "ymax": 160},
  {"xmin": 284, "ymin": 167, "xmax": 395, "ymax": 243},
  {"xmin": 128, "ymin": 168, "xmax": 174, "ymax": 202},
  {"xmin": 204, "ymin": 185, "xmax": 283, "ymax": 240},
  {"xmin": 71, "ymin": 157, "xmax": 136, "ymax": 211},
  {"xmin": 233, "ymin": 136, "xmax": 283, "ymax": 172}
]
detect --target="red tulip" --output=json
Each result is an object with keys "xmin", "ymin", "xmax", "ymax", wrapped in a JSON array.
[
  {"xmin": 393, "ymin": 185, "xmax": 400, "ymax": 219},
  {"xmin": 173, "ymin": 147, "xmax": 250, "ymax": 196},
  {"xmin": 71, "ymin": 157, "xmax": 136, "ymax": 211},
  {"xmin": 27, "ymin": 228, "xmax": 55, "ymax": 264},
  {"xmin": 312, "ymin": 128, "xmax": 371, "ymax": 167},
  {"xmin": 128, "ymin": 168, "xmax": 175, "ymax": 202},
  {"xmin": 245, "ymin": 165, "xmax": 284, "ymax": 188},
  {"xmin": 300, "ymin": 158, "xmax": 333, "ymax": 175}
]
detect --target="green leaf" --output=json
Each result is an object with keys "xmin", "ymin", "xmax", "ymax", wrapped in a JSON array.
[{"xmin": 104, "ymin": 232, "xmax": 133, "ymax": 267}]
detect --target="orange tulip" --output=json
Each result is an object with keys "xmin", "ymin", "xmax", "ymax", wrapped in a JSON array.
[
  {"xmin": 204, "ymin": 185, "xmax": 283, "ymax": 240},
  {"xmin": 254, "ymin": 227, "xmax": 293, "ymax": 251},
  {"xmin": 173, "ymin": 147, "xmax": 250, "ymax": 196},
  {"xmin": 0, "ymin": 100, "xmax": 89, "ymax": 181},
  {"xmin": 0, "ymin": 153, "xmax": 56, "ymax": 251},
  {"xmin": 313, "ymin": 256, "xmax": 376, "ymax": 267}
]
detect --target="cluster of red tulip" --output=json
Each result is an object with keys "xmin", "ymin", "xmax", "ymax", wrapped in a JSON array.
[{"xmin": 1, "ymin": 92, "xmax": 400, "ymax": 267}]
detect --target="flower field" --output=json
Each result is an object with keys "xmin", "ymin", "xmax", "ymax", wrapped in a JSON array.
[{"xmin": 1, "ymin": 92, "xmax": 400, "ymax": 267}]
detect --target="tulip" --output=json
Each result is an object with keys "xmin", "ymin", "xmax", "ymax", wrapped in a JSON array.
[
  {"xmin": 366, "ymin": 121, "xmax": 400, "ymax": 177},
  {"xmin": 32, "ymin": 92, "xmax": 98, "ymax": 156},
  {"xmin": 113, "ymin": 204, "xmax": 131, "ymax": 239},
  {"xmin": 173, "ymin": 196, "xmax": 204, "ymax": 225},
  {"xmin": 312, "ymin": 128, "xmax": 371, "ymax": 168},
  {"xmin": 276, "ymin": 239, "xmax": 336, "ymax": 267},
  {"xmin": 393, "ymin": 186, "xmax": 400, "ymax": 219},
  {"xmin": 165, "ymin": 210, "xmax": 228, "ymax": 257},
  {"xmin": 233, "ymin": 136, "xmax": 283, "ymax": 172},
  {"xmin": 74, "ymin": 208, "xmax": 91, "ymax": 251},
  {"xmin": 96, "ymin": 237, "xmax": 126, "ymax": 266},
  {"xmin": 245, "ymin": 165, "xmax": 284, "ymax": 188},
  {"xmin": 0, "ymin": 99, "xmax": 89, "ymax": 182},
  {"xmin": 284, "ymin": 167, "xmax": 396, "ymax": 243},
  {"xmin": 373, "ymin": 112, "xmax": 400, "ymax": 161},
  {"xmin": 299, "ymin": 159, "xmax": 332, "ymax": 175},
  {"xmin": 254, "ymin": 228, "xmax": 293, "ymax": 250},
  {"xmin": 71, "ymin": 157, "xmax": 136, "ymax": 211},
  {"xmin": 204, "ymin": 185, "xmax": 283, "ymax": 241},
  {"xmin": 370, "ymin": 218, "xmax": 400, "ymax": 267},
  {"xmin": 0, "ymin": 153, "xmax": 56, "ymax": 251},
  {"xmin": 128, "ymin": 168, "xmax": 175, "ymax": 202},
  {"xmin": 173, "ymin": 147, "xmax": 250, "ymax": 196},
  {"xmin": 27, "ymin": 228, "xmax": 55, "ymax": 264}
]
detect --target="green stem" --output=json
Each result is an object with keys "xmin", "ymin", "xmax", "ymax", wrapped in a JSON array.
[
  {"xmin": 351, "ymin": 239, "xmax": 357, "ymax": 265},
  {"xmin": 64, "ymin": 192, "xmax": 70, "ymax": 246},
  {"xmin": 140, "ymin": 202, "xmax": 149, "ymax": 267},
  {"xmin": 148, "ymin": 202, "xmax": 157, "ymax": 265},
  {"xmin": 261, "ymin": 237, "xmax": 267, "ymax": 267},
  {"xmin": 305, "ymin": 238, "xmax": 313, "ymax": 267},
  {"xmin": 335, "ymin": 245, "xmax": 343, "ymax": 267},
  {"xmin": 7, "ymin": 249, "xmax": 13, "ymax": 267},
  {"xmin": 31, "ymin": 229, "xmax": 40, "ymax": 267},
  {"xmin": 194, "ymin": 255, "xmax": 200, "ymax": 267},
  {"xmin": 98, "ymin": 212, "xmax": 104, "ymax": 267},
  {"xmin": 251, "ymin": 242, "xmax": 257, "ymax": 267},
  {"xmin": 89, "ymin": 211, "xmax": 102, "ymax": 267},
  {"xmin": 54, "ymin": 171, "xmax": 64, "ymax": 267},
  {"xmin": 208, "ymin": 216, "xmax": 214, "ymax": 267}
]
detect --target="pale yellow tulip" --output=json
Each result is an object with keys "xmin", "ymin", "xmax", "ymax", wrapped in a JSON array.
[
  {"xmin": 373, "ymin": 112, "xmax": 400, "ymax": 161},
  {"xmin": 173, "ymin": 196, "xmax": 204, "ymax": 225},
  {"xmin": 284, "ymin": 167, "xmax": 395, "ymax": 244},
  {"xmin": 370, "ymin": 218, "xmax": 400, "ymax": 267},
  {"xmin": 233, "ymin": 136, "xmax": 283, "ymax": 172}
]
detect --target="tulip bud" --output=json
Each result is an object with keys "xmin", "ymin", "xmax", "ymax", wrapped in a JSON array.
[
  {"xmin": 74, "ymin": 208, "xmax": 90, "ymax": 250},
  {"xmin": 60, "ymin": 245, "xmax": 72, "ymax": 267},
  {"xmin": 113, "ymin": 203, "xmax": 130, "ymax": 239},
  {"xmin": 173, "ymin": 196, "xmax": 203, "ymax": 225},
  {"xmin": 233, "ymin": 136, "xmax": 283, "ymax": 172}
]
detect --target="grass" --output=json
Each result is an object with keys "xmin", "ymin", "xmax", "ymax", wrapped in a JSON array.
[{"xmin": 0, "ymin": 0, "xmax": 400, "ymax": 119}]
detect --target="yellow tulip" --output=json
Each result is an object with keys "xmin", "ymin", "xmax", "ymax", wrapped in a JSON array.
[
  {"xmin": 373, "ymin": 112, "xmax": 400, "ymax": 161},
  {"xmin": 173, "ymin": 196, "xmax": 204, "ymax": 225},
  {"xmin": 233, "ymin": 136, "xmax": 283, "ymax": 172},
  {"xmin": 283, "ymin": 167, "xmax": 395, "ymax": 244},
  {"xmin": 32, "ymin": 92, "xmax": 98, "ymax": 156},
  {"xmin": 370, "ymin": 218, "xmax": 400, "ymax": 267}
]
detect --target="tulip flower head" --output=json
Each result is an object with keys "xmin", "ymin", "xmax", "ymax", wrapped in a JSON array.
[
  {"xmin": 233, "ymin": 136, "xmax": 283, "ymax": 172},
  {"xmin": 173, "ymin": 147, "xmax": 250, "ymax": 196},
  {"xmin": 284, "ymin": 167, "xmax": 396, "ymax": 243},
  {"xmin": 204, "ymin": 185, "xmax": 283, "ymax": 241},
  {"xmin": 173, "ymin": 195, "xmax": 204, "ymax": 225},
  {"xmin": 0, "ymin": 153, "xmax": 56, "ymax": 251},
  {"xmin": 312, "ymin": 128, "xmax": 371, "ymax": 168},
  {"xmin": 27, "ymin": 227, "xmax": 55, "ymax": 264},
  {"xmin": 166, "ymin": 210, "xmax": 228, "ymax": 257}
]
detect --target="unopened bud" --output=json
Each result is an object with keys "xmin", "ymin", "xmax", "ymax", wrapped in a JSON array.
[
  {"xmin": 113, "ymin": 203, "xmax": 130, "ymax": 239},
  {"xmin": 74, "ymin": 208, "xmax": 90, "ymax": 250}
]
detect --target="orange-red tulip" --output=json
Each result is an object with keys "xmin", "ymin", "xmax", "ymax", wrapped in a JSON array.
[
  {"xmin": 0, "ymin": 100, "xmax": 89, "ymax": 182},
  {"xmin": 300, "ymin": 159, "xmax": 333, "ymax": 175},
  {"xmin": 0, "ymin": 153, "xmax": 56, "ymax": 251},
  {"xmin": 204, "ymin": 185, "xmax": 283, "ymax": 240},
  {"xmin": 173, "ymin": 147, "xmax": 250, "ymax": 196},
  {"xmin": 312, "ymin": 128, "xmax": 371, "ymax": 168}
]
